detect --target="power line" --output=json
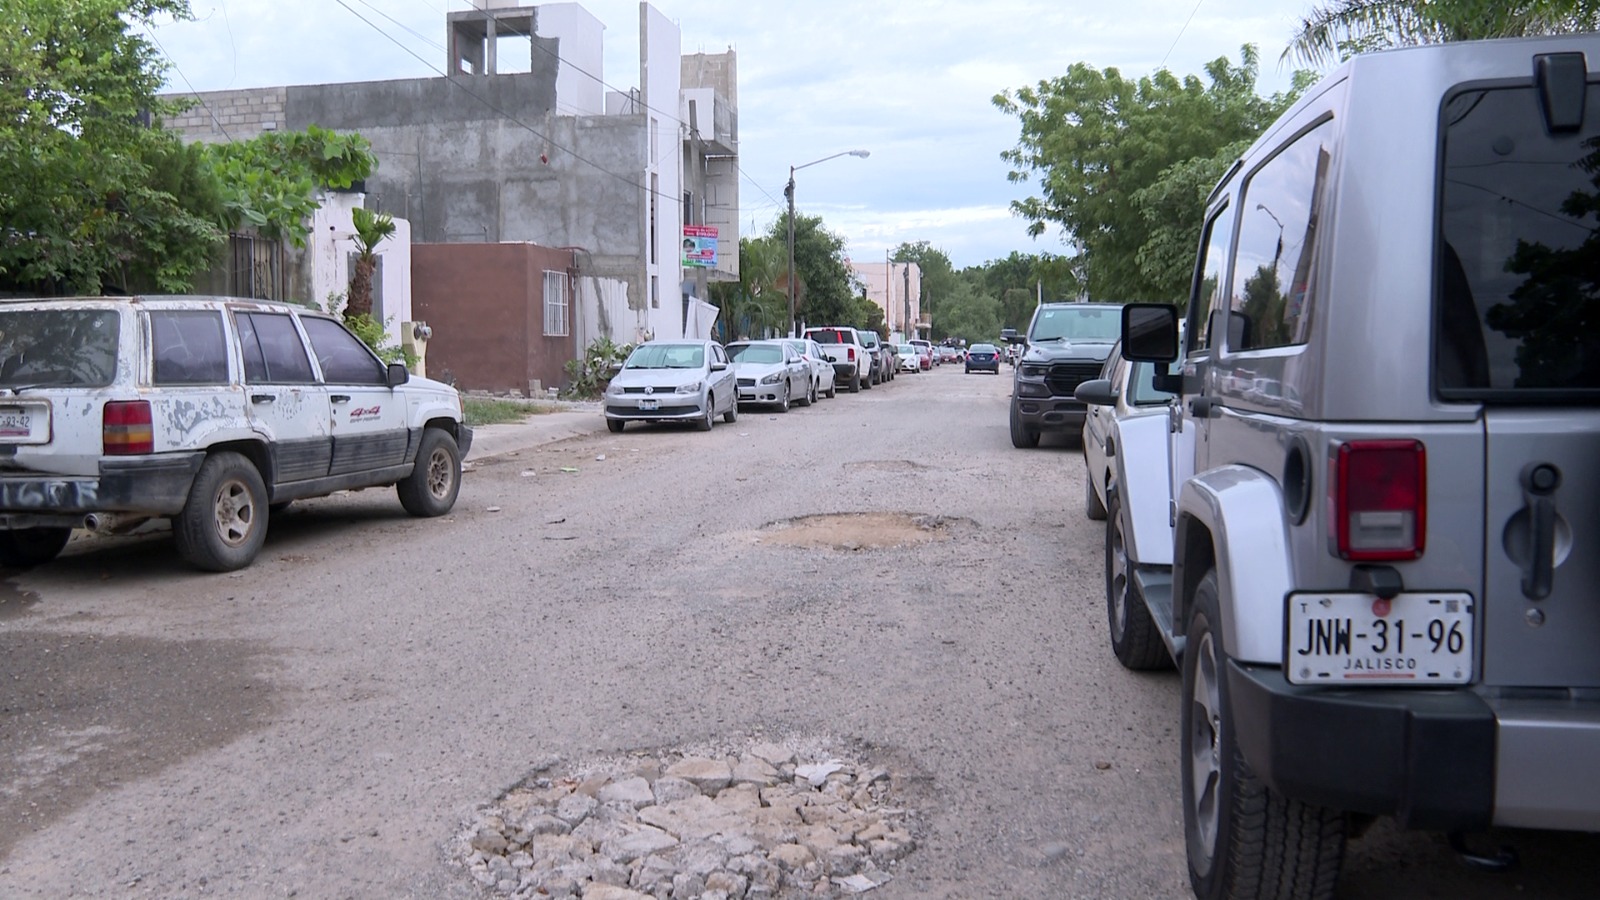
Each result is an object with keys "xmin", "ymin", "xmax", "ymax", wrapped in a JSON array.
[
  {"xmin": 1158, "ymin": 0, "xmax": 1203, "ymax": 69},
  {"xmin": 145, "ymin": 29, "xmax": 233, "ymax": 141}
]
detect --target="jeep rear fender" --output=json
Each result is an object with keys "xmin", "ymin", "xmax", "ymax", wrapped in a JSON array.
[
  {"xmin": 1111, "ymin": 413, "xmax": 1173, "ymax": 567},
  {"xmin": 1174, "ymin": 465, "xmax": 1293, "ymax": 664}
]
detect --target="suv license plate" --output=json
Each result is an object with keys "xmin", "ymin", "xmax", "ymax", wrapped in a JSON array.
[
  {"xmin": 1285, "ymin": 592, "xmax": 1473, "ymax": 685},
  {"xmin": 0, "ymin": 404, "xmax": 48, "ymax": 444}
]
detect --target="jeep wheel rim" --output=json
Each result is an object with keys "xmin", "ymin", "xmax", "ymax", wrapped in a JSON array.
[
  {"xmin": 425, "ymin": 448, "xmax": 453, "ymax": 499},
  {"xmin": 1188, "ymin": 629, "xmax": 1223, "ymax": 864},
  {"xmin": 212, "ymin": 479, "xmax": 256, "ymax": 547}
]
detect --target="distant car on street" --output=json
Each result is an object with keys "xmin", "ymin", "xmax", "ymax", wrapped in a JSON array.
[
  {"xmin": 965, "ymin": 343, "xmax": 1001, "ymax": 374},
  {"xmin": 782, "ymin": 337, "xmax": 837, "ymax": 400},
  {"xmin": 896, "ymin": 344, "xmax": 921, "ymax": 373}
]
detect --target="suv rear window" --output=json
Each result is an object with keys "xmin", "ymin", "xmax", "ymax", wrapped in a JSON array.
[
  {"xmin": 1438, "ymin": 81, "xmax": 1600, "ymax": 396},
  {"xmin": 0, "ymin": 309, "xmax": 119, "ymax": 388},
  {"xmin": 808, "ymin": 329, "xmax": 852, "ymax": 344}
]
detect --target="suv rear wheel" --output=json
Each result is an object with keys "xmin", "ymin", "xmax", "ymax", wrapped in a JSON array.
[
  {"xmin": 398, "ymin": 428, "xmax": 462, "ymax": 516},
  {"xmin": 174, "ymin": 452, "xmax": 268, "ymax": 572},
  {"xmin": 0, "ymin": 527, "xmax": 72, "ymax": 569},
  {"xmin": 1183, "ymin": 567, "xmax": 1345, "ymax": 900}
]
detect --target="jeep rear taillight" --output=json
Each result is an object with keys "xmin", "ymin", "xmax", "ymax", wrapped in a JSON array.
[
  {"xmin": 1334, "ymin": 440, "xmax": 1425, "ymax": 561},
  {"xmin": 103, "ymin": 400, "xmax": 154, "ymax": 455}
]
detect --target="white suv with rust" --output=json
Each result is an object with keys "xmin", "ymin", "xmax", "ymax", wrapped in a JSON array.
[{"xmin": 0, "ymin": 295, "xmax": 471, "ymax": 572}]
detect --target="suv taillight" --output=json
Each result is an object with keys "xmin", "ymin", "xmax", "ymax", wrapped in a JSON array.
[
  {"xmin": 1334, "ymin": 440, "xmax": 1425, "ymax": 561},
  {"xmin": 847, "ymin": 347, "xmax": 856, "ymax": 362},
  {"xmin": 103, "ymin": 400, "xmax": 154, "ymax": 455}
]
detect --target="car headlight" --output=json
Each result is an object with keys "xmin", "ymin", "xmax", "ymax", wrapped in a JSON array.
[
  {"xmin": 759, "ymin": 373, "xmax": 783, "ymax": 385},
  {"xmin": 675, "ymin": 381, "xmax": 702, "ymax": 395},
  {"xmin": 1020, "ymin": 364, "xmax": 1048, "ymax": 378},
  {"xmin": 1018, "ymin": 381, "xmax": 1051, "ymax": 398},
  {"xmin": 606, "ymin": 382, "xmax": 625, "ymax": 396}
]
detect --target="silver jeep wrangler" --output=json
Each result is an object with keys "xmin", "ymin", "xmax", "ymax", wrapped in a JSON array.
[
  {"xmin": 1094, "ymin": 35, "xmax": 1600, "ymax": 899},
  {"xmin": 0, "ymin": 295, "xmax": 471, "ymax": 572}
]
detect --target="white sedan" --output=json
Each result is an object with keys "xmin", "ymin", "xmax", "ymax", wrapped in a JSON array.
[
  {"xmin": 782, "ymin": 337, "xmax": 837, "ymax": 400},
  {"xmin": 728, "ymin": 339, "xmax": 813, "ymax": 410}
]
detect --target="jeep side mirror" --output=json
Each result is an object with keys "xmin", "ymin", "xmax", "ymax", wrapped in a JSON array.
[
  {"xmin": 386, "ymin": 362, "xmax": 410, "ymax": 387},
  {"xmin": 1122, "ymin": 304, "xmax": 1178, "ymax": 363},
  {"xmin": 1074, "ymin": 378, "xmax": 1118, "ymax": 406}
]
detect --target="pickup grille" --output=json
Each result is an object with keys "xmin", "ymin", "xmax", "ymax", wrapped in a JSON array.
[{"xmin": 1046, "ymin": 362, "xmax": 1102, "ymax": 399}]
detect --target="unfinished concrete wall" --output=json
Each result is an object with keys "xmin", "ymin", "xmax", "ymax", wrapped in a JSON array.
[{"xmin": 412, "ymin": 242, "xmax": 574, "ymax": 395}]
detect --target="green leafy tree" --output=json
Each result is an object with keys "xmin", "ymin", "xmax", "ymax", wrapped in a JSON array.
[
  {"xmin": 995, "ymin": 46, "xmax": 1306, "ymax": 302},
  {"xmin": 767, "ymin": 212, "xmax": 854, "ymax": 328},
  {"xmin": 709, "ymin": 236, "xmax": 788, "ymax": 340},
  {"xmin": 932, "ymin": 280, "xmax": 1002, "ymax": 343},
  {"xmin": 200, "ymin": 125, "xmax": 375, "ymax": 248},
  {"xmin": 0, "ymin": 0, "xmax": 228, "ymax": 295},
  {"xmin": 1287, "ymin": 0, "xmax": 1600, "ymax": 66}
]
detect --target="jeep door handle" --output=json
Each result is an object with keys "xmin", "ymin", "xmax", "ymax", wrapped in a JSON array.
[
  {"xmin": 1519, "ymin": 463, "xmax": 1562, "ymax": 601},
  {"xmin": 331, "ymin": 394, "xmax": 351, "ymax": 403},
  {"xmin": 250, "ymin": 393, "xmax": 275, "ymax": 404}
]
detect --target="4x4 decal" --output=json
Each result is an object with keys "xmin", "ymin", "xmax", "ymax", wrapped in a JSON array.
[{"xmin": 348, "ymin": 406, "xmax": 382, "ymax": 421}]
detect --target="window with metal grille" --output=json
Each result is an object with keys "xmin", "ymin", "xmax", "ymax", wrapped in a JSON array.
[{"xmin": 543, "ymin": 270, "xmax": 569, "ymax": 336}]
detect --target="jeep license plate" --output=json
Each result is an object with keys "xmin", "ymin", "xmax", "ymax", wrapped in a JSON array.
[
  {"xmin": 1285, "ymin": 592, "xmax": 1473, "ymax": 685},
  {"xmin": 0, "ymin": 405, "xmax": 47, "ymax": 443},
  {"xmin": 638, "ymin": 399, "xmax": 658, "ymax": 411}
]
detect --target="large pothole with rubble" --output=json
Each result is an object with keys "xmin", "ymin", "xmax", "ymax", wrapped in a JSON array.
[
  {"xmin": 754, "ymin": 512, "xmax": 967, "ymax": 552},
  {"xmin": 457, "ymin": 739, "xmax": 919, "ymax": 899}
]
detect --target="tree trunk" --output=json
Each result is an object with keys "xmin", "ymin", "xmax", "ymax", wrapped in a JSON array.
[{"xmin": 346, "ymin": 255, "xmax": 376, "ymax": 321}]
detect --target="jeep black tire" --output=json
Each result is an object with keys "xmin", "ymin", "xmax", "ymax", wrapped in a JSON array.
[
  {"xmin": 175, "ymin": 451, "xmax": 269, "ymax": 572},
  {"xmin": 1009, "ymin": 401, "xmax": 1039, "ymax": 448},
  {"xmin": 0, "ymin": 526, "xmax": 71, "ymax": 569},
  {"xmin": 398, "ymin": 428, "xmax": 462, "ymax": 517},
  {"xmin": 1183, "ymin": 567, "xmax": 1345, "ymax": 900},
  {"xmin": 1105, "ymin": 486, "xmax": 1170, "ymax": 671}
]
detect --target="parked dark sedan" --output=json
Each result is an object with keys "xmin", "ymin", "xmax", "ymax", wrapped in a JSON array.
[{"xmin": 965, "ymin": 343, "xmax": 1001, "ymax": 374}]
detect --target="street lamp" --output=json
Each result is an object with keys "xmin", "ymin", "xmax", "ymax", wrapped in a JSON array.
[{"xmin": 786, "ymin": 149, "xmax": 870, "ymax": 336}]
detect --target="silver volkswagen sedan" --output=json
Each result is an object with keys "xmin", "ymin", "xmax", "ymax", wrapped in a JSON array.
[
  {"xmin": 727, "ymin": 339, "xmax": 812, "ymax": 411},
  {"xmin": 603, "ymin": 340, "xmax": 737, "ymax": 432}
]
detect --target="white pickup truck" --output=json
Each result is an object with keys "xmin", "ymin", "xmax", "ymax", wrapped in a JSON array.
[{"xmin": 801, "ymin": 326, "xmax": 871, "ymax": 393}]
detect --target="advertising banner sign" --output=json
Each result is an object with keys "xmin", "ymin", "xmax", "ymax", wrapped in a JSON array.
[{"xmin": 682, "ymin": 224, "xmax": 718, "ymax": 268}]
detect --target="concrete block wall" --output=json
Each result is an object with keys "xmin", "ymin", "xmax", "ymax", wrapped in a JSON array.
[{"xmin": 164, "ymin": 87, "xmax": 286, "ymax": 144}]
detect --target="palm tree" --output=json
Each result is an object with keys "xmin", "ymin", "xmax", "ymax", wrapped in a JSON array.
[
  {"xmin": 346, "ymin": 207, "xmax": 396, "ymax": 322},
  {"xmin": 711, "ymin": 236, "xmax": 788, "ymax": 340},
  {"xmin": 1286, "ymin": 0, "xmax": 1600, "ymax": 66}
]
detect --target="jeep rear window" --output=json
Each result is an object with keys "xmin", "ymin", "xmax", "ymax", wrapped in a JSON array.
[
  {"xmin": 1438, "ymin": 81, "xmax": 1600, "ymax": 396},
  {"xmin": 0, "ymin": 309, "xmax": 119, "ymax": 388}
]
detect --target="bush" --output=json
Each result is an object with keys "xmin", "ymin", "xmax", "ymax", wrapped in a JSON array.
[{"xmin": 564, "ymin": 336, "xmax": 632, "ymax": 399}]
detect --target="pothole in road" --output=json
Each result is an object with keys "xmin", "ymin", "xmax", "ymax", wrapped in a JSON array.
[
  {"xmin": 756, "ymin": 512, "xmax": 969, "ymax": 552},
  {"xmin": 457, "ymin": 738, "xmax": 920, "ymax": 899}
]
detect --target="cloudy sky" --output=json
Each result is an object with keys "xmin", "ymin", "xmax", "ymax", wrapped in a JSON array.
[{"xmin": 148, "ymin": 0, "xmax": 1321, "ymax": 270}]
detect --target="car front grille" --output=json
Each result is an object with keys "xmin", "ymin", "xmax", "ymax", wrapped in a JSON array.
[
  {"xmin": 736, "ymin": 378, "xmax": 756, "ymax": 388},
  {"xmin": 1045, "ymin": 362, "xmax": 1102, "ymax": 398}
]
